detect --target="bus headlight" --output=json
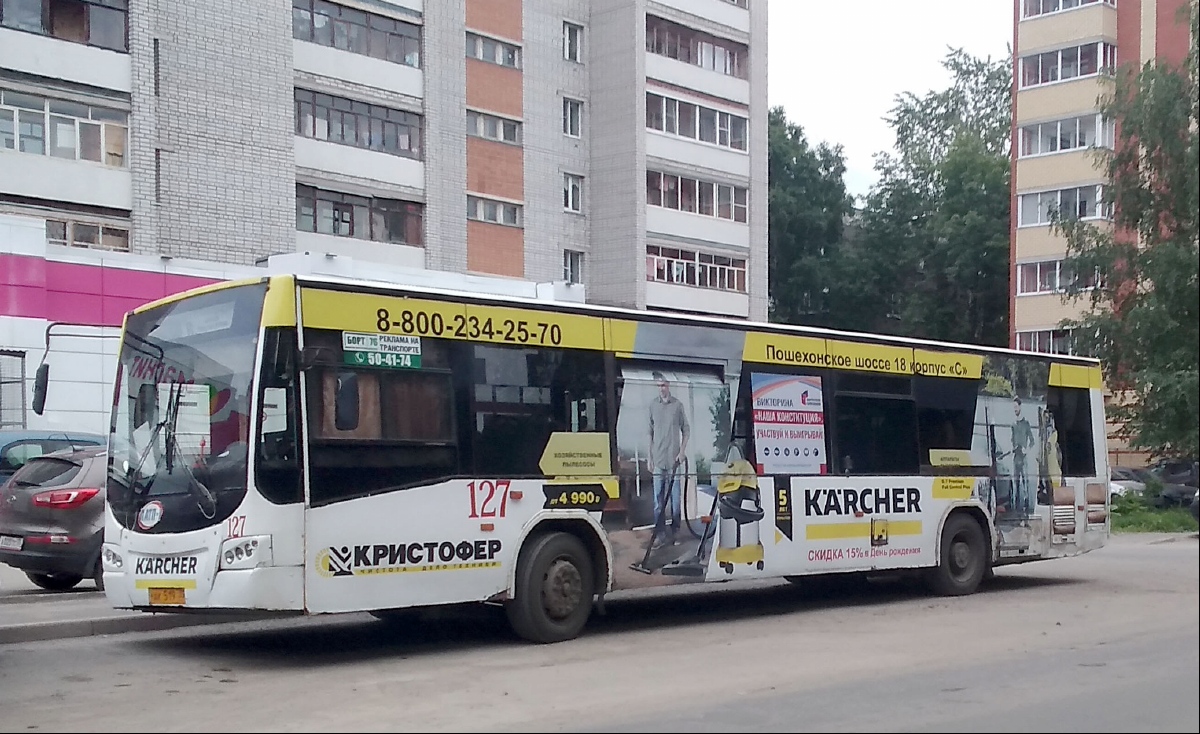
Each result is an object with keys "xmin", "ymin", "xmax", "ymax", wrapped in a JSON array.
[
  {"xmin": 219, "ymin": 535, "xmax": 273, "ymax": 571},
  {"xmin": 102, "ymin": 544, "xmax": 124, "ymax": 571}
]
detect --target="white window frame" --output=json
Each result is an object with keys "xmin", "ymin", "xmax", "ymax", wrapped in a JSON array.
[
  {"xmin": 1018, "ymin": 114, "xmax": 1114, "ymax": 158},
  {"xmin": 467, "ymin": 195, "xmax": 522, "ymax": 227},
  {"xmin": 562, "ymin": 250, "xmax": 583, "ymax": 284},
  {"xmin": 1017, "ymin": 185, "xmax": 1109, "ymax": 227},
  {"xmin": 467, "ymin": 110, "xmax": 521, "ymax": 145},
  {"xmin": 1020, "ymin": 0, "xmax": 1113, "ymax": 21},
  {"xmin": 466, "ymin": 32, "xmax": 522, "ymax": 69},
  {"xmin": 563, "ymin": 173, "xmax": 584, "ymax": 213},
  {"xmin": 563, "ymin": 22, "xmax": 583, "ymax": 63},
  {"xmin": 1020, "ymin": 42, "xmax": 1116, "ymax": 89},
  {"xmin": 563, "ymin": 97, "xmax": 583, "ymax": 137},
  {"xmin": 1016, "ymin": 328, "xmax": 1075, "ymax": 355}
]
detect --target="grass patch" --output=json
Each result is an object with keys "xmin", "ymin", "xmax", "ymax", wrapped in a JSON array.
[{"xmin": 1111, "ymin": 495, "xmax": 1199, "ymax": 533}]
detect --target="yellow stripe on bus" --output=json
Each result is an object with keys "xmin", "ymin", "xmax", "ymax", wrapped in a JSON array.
[
  {"xmin": 131, "ymin": 277, "xmax": 264, "ymax": 314},
  {"xmin": 134, "ymin": 579, "xmax": 198, "ymax": 589},
  {"xmin": 300, "ymin": 288, "xmax": 635, "ymax": 351},
  {"xmin": 805, "ymin": 520, "xmax": 923, "ymax": 540},
  {"xmin": 744, "ymin": 332, "xmax": 981, "ymax": 379}
]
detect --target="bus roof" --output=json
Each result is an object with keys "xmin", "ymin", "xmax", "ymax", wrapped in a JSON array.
[{"xmin": 283, "ymin": 272, "xmax": 1101, "ymax": 368}]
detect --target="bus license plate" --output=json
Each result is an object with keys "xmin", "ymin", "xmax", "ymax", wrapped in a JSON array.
[{"xmin": 148, "ymin": 587, "xmax": 185, "ymax": 605}]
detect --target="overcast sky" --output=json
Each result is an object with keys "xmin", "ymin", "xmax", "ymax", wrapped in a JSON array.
[{"xmin": 767, "ymin": 0, "xmax": 1014, "ymax": 202}]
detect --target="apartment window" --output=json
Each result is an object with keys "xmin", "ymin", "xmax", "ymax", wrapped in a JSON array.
[
  {"xmin": 1019, "ymin": 114, "xmax": 1114, "ymax": 157},
  {"xmin": 645, "ymin": 15, "xmax": 747, "ymax": 79},
  {"xmin": 0, "ymin": 88, "xmax": 127, "ymax": 166},
  {"xmin": 646, "ymin": 170, "xmax": 748, "ymax": 223},
  {"xmin": 466, "ymin": 31, "xmax": 521, "ymax": 69},
  {"xmin": 563, "ymin": 250, "xmax": 583, "ymax": 284},
  {"xmin": 1020, "ymin": 42, "xmax": 1116, "ymax": 88},
  {"xmin": 295, "ymin": 89, "xmax": 422, "ymax": 159},
  {"xmin": 292, "ymin": 0, "xmax": 421, "ymax": 68},
  {"xmin": 1016, "ymin": 329, "xmax": 1075, "ymax": 355},
  {"xmin": 562, "ymin": 97, "xmax": 582, "ymax": 137},
  {"xmin": 296, "ymin": 184, "xmax": 424, "ymax": 246},
  {"xmin": 0, "ymin": 0, "xmax": 128, "ymax": 51},
  {"xmin": 562, "ymin": 173, "xmax": 584, "ymax": 213},
  {"xmin": 467, "ymin": 195, "xmax": 522, "ymax": 227},
  {"xmin": 1016, "ymin": 259, "xmax": 1100, "ymax": 295},
  {"xmin": 646, "ymin": 244, "xmax": 747, "ymax": 293},
  {"xmin": 563, "ymin": 21, "xmax": 583, "ymax": 62},
  {"xmin": 1021, "ymin": 0, "xmax": 1112, "ymax": 19},
  {"xmin": 45, "ymin": 218, "xmax": 129, "ymax": 251},
  {"xmin": 467, "ymin": 110, "xmax": 520, "ymax": 144},
  {"xmin": 1018, "ymin": 185, "xmax": 1108, "ymax": 226},
  {"xmin": 646, "ymin": 92, "xmax": 747, "ymax": 151}
]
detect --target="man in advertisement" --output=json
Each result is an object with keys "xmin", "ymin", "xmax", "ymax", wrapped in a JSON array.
[{"xmin": 649, "ymin": 371, "xmax": 690, "ymax": 548}]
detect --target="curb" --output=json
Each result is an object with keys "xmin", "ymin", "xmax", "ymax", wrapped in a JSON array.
[{"xmin": 0, "ymin": 613, "xmax": 255, "ymax": 645}]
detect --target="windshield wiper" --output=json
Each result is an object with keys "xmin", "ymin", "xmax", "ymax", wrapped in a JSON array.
[{"xmin": 127, "ymin": 379, "xmax": 184, "ymax": 493}]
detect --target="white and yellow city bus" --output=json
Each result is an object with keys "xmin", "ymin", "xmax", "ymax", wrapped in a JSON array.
[{"xmin": 97, "ymin": 273, "xmax": 1110, "ymax": 643}]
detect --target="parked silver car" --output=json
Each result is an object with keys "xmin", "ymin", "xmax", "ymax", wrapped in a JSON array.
[{"xmin": 0, "ymin": 446, "xmax": 107, "ymax": 591}]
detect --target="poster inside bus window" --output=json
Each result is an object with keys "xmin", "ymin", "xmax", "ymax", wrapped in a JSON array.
[{"xmin": 750, "ymin": 373, "xmax": 827, "ymax": 475}]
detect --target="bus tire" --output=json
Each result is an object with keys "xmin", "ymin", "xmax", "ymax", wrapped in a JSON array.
[
  {"xmin": 925, "ymin": 514, "xmax": 987, "ymax": 596},
  {"xmin": 506, "ymin": 531, "xmax": 594, "ymax": 644}
]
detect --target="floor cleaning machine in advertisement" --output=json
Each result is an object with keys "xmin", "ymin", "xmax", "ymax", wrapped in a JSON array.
[{"xmin": 715, "ymin": 450, "xmax": 764, "ymax": 574}]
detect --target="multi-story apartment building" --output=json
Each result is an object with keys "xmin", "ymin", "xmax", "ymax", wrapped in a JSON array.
[
  {"xmin": 1010, "ymin": 0, "xmax": 1191, "ymax": 463},
  {"xmin": 0, "ymin": 0, "xmax": 767, "ymax": 433}
]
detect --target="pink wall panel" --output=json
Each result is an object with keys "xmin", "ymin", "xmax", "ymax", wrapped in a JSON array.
[{"xmin": 0, "ymin": 253, "xmax": 219, "ymax": 327}]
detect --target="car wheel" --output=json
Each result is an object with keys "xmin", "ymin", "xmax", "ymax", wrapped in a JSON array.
[
  {"xmin": 92, "ymin": 557, "xmax": 105, "ymax": 592},
  {"xmin": 26, "ymin": 572, "xmax": 84, "ymax": 591},
  {"xmin": 505, "ymin": 532, "xmax": 594, "ymax": 644}
]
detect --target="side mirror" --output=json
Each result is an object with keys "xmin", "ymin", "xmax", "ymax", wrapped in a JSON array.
[
  {"xmin": 334, "ymin": 372, "xmax": 359, "ymax": 431},
  {"xmin": 32, "ymin": 363, "xmax": 49, "ymax": 415}
]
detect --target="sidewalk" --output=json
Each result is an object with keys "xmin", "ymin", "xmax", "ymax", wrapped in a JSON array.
[{"xmin": 0, "ymin": 564, "xmax": 251, "ymax": 644}]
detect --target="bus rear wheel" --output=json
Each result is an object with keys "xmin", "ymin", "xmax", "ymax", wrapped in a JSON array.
[
  {"xmin": 506, "ymin": 531, "xmax": 594, "ymax": 644},
  {"xmin": 925, "ymin": 514, "xmax": 987, "ymax": 596}
]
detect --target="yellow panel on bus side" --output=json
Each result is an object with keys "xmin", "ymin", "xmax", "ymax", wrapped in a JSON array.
[
  {"xmin": 262, "ymin": 275, "xmax": 297, "ymax": 328},
  {"xmin": 1049, "ymin": 363, "xmax": 1096, "ymax": 389},
  {"xmin": 911, "ymin": 349, "xmax": 983, "ymax": 380},
  {"xmin": 742, "ymin": 331, "xmax": 828, "ymax": 367},
  {"xmin": 825, "ymin": 339, "xmax": 913, "ymax": 375},
  {"xmin": 299, "ymin": 287, "xmax": 616, "ymax": 351}
]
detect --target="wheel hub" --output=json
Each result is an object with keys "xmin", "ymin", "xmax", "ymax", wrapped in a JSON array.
[{"xmin": 542, "ymin": 558, "xmax": 583, "ymax": 620}]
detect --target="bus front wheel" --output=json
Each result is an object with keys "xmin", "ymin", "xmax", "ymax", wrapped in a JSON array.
[
  {"xmin": 506, "ymin": 531, "xmax": 594, "ymax": 644},
  {"xmin": 925, "ymin": 514, "xmax": 987, "ymax": 596}
]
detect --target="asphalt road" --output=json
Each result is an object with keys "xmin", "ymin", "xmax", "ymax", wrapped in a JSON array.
[{"xmin": 0, "ymin": 532, "xmax": 1196, "ymax": 733}]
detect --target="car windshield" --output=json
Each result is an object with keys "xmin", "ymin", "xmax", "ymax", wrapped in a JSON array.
[{"xmin": 108, "ymin": 282, "xmax": 266, "ymax": 533}]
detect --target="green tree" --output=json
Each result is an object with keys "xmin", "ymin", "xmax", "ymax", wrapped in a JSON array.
[
  {"xmin": 853, "ymin": 48, "xmax": 1013, "ymax": 345},
  {"xmin": 767, "ymin": 106, "xmax": 855, "ymax": 326},
  {"xmin": 1055, "ymin": 5, "xmax": 1199, "ymax": 459}
]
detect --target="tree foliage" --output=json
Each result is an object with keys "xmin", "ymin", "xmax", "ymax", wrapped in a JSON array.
[
  {"xmin": 766, "ymin": 106, "xmax": 855, "ymax": 326},
  {"xmin": 1056, "ymin": 5, "xmax": 1199, "ymax": 459},
  {"xmin": 848, "ymin": 48, "xmax": 1013, "ymax": 345}
]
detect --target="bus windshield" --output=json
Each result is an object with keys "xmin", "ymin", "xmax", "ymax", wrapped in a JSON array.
[{"xmin": 107, "ymin": 282, "xmax": 267, "ymax": 533}]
